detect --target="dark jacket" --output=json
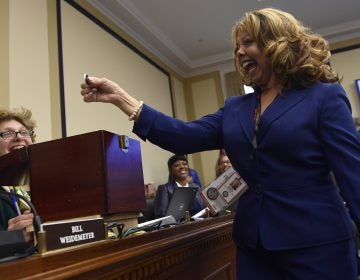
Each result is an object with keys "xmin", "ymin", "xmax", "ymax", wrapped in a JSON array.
[
  {"xmin": 154, "ymin": 181, "xmax": 203, "ymax": 218},
  {"xmin": 133, "ymin": 82, "xmax": 360, "ymax": 250},
  {"xmin": 189, "ymin": 168, "xmax": 202, "ymax": 189},
  {"xmin": 0, "ymin": 192, "xmax": 17, "ymax": 230}
]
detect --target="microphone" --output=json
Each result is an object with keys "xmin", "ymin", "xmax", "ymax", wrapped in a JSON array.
[{"xmin": 0, "ymin": 189, "xmax": 41, "ymax": 261}]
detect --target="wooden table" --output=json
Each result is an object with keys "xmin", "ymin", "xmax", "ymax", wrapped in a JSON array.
[{"xmin": 0, "ymin": 215, "xmax": 236, "ymax": 280}]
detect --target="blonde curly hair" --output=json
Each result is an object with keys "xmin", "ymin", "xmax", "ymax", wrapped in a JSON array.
[
  {"xmin": 232, "ymin": 8, "xmax": 341, "ymax": 89},
  {"xmin": 0, "ymin": 107, "xmax": 37, "ymax": 142}
]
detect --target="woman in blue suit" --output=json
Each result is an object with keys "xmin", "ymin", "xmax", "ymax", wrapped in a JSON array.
[{"xmin": 81, "ymin": 8, "xmax": 360, "ymax": 279}]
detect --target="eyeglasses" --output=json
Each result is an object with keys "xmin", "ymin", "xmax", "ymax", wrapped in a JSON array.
[
  {"xmin": 0, "ymin": 129, "xmax": 34, "ymax": 140},
  {"xmin": 219, "ymin": 160, "xmax": 231, "ymax": 166}
]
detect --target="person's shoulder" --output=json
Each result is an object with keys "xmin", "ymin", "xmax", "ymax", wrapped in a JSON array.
[
  {"xmin": 304, "ymin": 81, "xmax": 344, "ymax": 93},
  {"xmin": 299, "ymin": 82, "xmax": 346, "ymax": 100},
  {"xmin": 189, "ymin": 182, "xmax": 201, "ymax": 190},
  {"xmin": 298, "ymin": 82, "xmax": 350, "ymax": 111},
  {"xmin": 225, "ymin": 93, "xmax": 254, "ymax": 106},
  {"xmin": 190, "ymin": 168, "xmax": 199, "ymax": 175},
  {"xmin": 157, "ymin": 182, "xmax": 168, "ymax": 189},
  {"xmin": 226, "ymin": 93, "xmax": 254, "ymax": 102},
  {"xmin": 157, "ymin": 182, "xmax": 174, "ymax": 190},
  {"xmin": 313, "ymin": 81, "xmax": 344, "ymax": 91}
]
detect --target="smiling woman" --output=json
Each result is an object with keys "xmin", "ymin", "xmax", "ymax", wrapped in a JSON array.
[
  {"xmin": 0, "ymin": 108, "xmax": 36, "ymax": 156},
  {"xmin": 0, "ymin": 107, "xmax": 35, "ymax": 243},
  {"xmin": 79, "ymin": 7, "xmax": 360, "ymax": 279},
  {"xmin": 153, "ymin": 155, "xmax": 205, "ymax": 219}
]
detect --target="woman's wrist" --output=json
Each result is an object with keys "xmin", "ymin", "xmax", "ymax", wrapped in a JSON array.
[
  {"xmin": 129, "ymin": 101, "xmax": 144, "ymax": 121},
  {"xmin": 113, "ymin": 90, "xmax": 143, "ymax": 121}
]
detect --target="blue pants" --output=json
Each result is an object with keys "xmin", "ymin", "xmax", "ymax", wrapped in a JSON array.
[{"xmin": 236, "ymin": 239, "xmax": 358, "ymax": 280}]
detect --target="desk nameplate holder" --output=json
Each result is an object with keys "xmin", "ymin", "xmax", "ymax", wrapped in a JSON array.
[{"xmin": 38, "ymin": 216, "xmax": 106, "ymax": 253}]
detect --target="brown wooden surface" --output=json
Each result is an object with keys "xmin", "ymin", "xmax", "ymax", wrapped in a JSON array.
[
  {"xmin": 0, "ymin": 215, "xmax": 236, "ymax": 280},
  {"xmin": 0, "ymin": 147, "xmax": 28, "ymax": 186},
  {"xmin": 29, "ymin": 130, "xmax": 145, "ymax": 222},
  {"xmin": 0, "ymin": 131, "xmax": 146, "ymax": 222}
]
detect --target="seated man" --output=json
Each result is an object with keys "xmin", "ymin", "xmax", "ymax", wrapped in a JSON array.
[
  {"xmin": 0, "ymin": 108, "xmax": 35, "ymax": 243},
  {"xmin": 154, "ymin": 154, "xmax": 204, "ymax": 218}
]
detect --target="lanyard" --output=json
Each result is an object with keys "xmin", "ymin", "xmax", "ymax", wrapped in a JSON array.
[
  {"xmin": 251, "ymin": 92, "xmax": 261, "ymax": 153},
  {"xmin": 245, "ymin": 92, "xmax": 261, "ymax": 171}
]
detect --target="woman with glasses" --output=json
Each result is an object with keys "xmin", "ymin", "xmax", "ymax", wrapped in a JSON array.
[
  {"xmin": 0, "ymin": 108, "xmax": 35, "ymax": 243},
  {"xmin": 215, "ymin": 149, "xmax": 232, "ymax": 178},
  {"xmin": 214, "ymin": 150, "xmax": 239, "ymax": 213}
]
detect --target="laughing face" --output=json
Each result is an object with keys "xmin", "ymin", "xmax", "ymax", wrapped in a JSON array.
[
  {"xmin": 0, "ymin": 119, "xmax": 33, "ymax": 156},
  {"xmin": 235, "ymin": 32, "xmax": 275, "ymax": 88},
  {"xmin": 170, "ymin": 160, "xmax": 189, "ymax": 182}
]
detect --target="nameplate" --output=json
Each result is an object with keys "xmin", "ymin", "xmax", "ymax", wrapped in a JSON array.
[{"xmin": 42, "ymin": 217, "xmax": 105, "ymax": 251}]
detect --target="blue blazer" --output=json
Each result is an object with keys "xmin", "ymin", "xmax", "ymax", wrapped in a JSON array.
[
  {"xmin": 189, "ymin": 168, "xmax": 202, "ymax": 189},
  {"xmin": 153, "ymin": 181, "xmax": 203, "ymax": 218},
  {"xmin": 134, "ymin": 82, "xmax": 360, "ymax": 250}
]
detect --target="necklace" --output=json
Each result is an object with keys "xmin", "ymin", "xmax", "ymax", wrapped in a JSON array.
[{"xmin": 252, "ymin": 92, "xmax": 261, "ymax": 152}]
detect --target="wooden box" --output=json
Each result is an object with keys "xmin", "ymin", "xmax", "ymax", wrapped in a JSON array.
[
  {"xmin": 30, "ymin": 130, "xmax": 145, "ymax": 222},
  {"xmin": 0, "ymin": 130, "xmax": 145, "ymax": 222}
]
